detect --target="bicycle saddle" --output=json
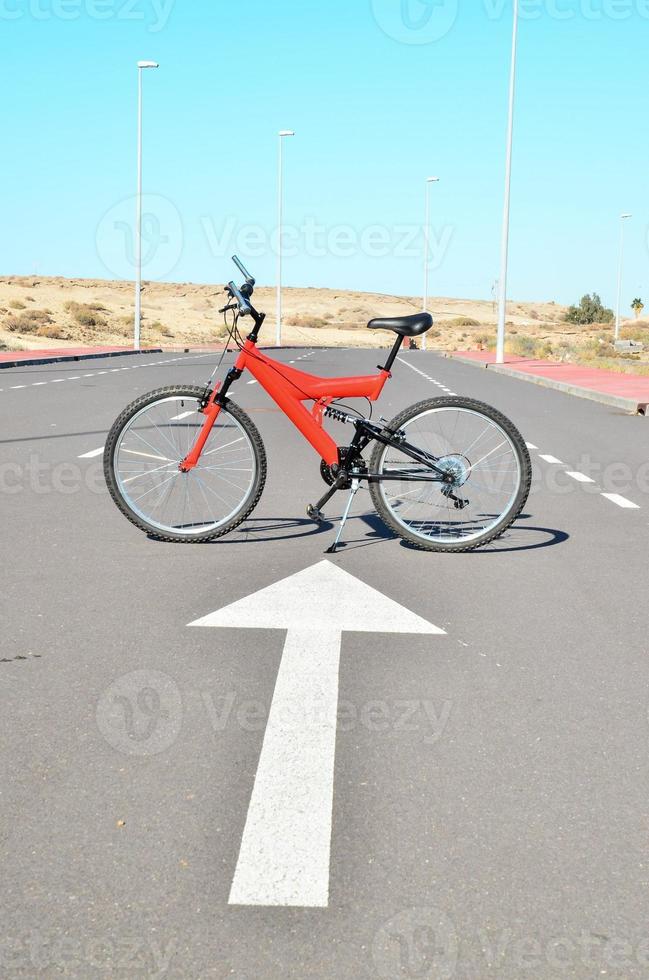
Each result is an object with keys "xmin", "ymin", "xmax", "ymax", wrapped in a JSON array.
[{"xmin": 367, "ymin": 312, "xmax": 433, "ymax": 337}]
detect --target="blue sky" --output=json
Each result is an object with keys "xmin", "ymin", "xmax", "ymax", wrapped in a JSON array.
[{"xmin": 1, "ymin": 0, "xmax": 648, "ymax": 308}]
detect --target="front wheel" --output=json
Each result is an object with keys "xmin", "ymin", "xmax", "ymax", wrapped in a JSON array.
[
  {"xmin": 369, "ymin": 397, "xmax": 531, "ymax": 552},
  {"xmin": 104, "ymin": 385, "xmax": 266, "ymax": 542}
]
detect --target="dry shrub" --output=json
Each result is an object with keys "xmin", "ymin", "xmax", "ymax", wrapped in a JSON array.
[
  {"xmin": 286, "ymin": 314, "xmax": 329, "ymax": 329},
  {"xmin": 9, "ymin": 300, "xmax": 26, "ymax": 310},
  {"xmin": 149, "ymin": 321, "xmax": 173, "ymax": 337},
  {"xmin": 449, "ymin": 316, "xmax": 480, "ymax": 327},
  {"xmin": 620, "ymin": 323, "xmax": 649, "ymax": 343},
  {"xmin": 36, "ymin": 324, "xmax": 69, "ymax": 340},
  {"xmin": 64, "ymin": 301, "xmax": 108, "ymax": 327},
  {"xmin": 5, "ymin": 309, "xmax": 54, "ymax": 333}
]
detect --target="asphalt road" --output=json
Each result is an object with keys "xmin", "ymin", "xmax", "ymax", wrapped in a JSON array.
[{"xmin": 1, "ymin": 345, "xmax": 648, "ymax": 979}]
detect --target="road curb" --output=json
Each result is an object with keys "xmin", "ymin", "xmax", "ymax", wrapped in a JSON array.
[
  {"xmin": 445, "ymin": 353, "xmax": 647, "ymax": 415},
  {"xmin": 0, "ymin": 348, "xmax": 163, "ymax": 370}
]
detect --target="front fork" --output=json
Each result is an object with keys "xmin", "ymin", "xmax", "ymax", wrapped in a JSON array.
[{"xmin": 176, "ymin": 374, "xmax": 224, "ymax": 472}]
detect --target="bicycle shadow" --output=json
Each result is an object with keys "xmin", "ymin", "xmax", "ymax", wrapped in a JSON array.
[{"xmin": 189, "ymin": 511, "xmax": 569, "ymax": 554}]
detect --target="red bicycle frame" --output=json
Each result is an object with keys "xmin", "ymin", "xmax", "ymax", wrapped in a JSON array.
[{"xmin": 180, "ymin": 337, "xmax": 394, "ymax": 471}]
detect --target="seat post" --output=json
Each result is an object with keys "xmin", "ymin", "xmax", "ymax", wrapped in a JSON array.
[{"xmin": 379, "ymin": 335, "xmax": 404, "ymax": 374}]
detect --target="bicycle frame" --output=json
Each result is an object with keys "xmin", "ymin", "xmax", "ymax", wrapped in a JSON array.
[{"xmin": 181, "ymin": 333, "xmax": 399, "ymax": 471}]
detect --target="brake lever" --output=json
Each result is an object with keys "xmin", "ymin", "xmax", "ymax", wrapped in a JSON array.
[{"xmin": 219, "ymin": 302, "xmax": 238, "ymax": 314}]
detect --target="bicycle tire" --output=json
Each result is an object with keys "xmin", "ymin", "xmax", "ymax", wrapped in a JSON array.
[
  {"xmin": 369, "ymin": 396, "xmax": 531, "ymax": 553},
  {"xmin": 104, "ymin": 385, "xmax": 266, "ymax": 543}
]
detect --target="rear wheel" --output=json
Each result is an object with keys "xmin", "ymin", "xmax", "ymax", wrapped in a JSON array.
[
  {"xmin": 369, "ymin": 397, "xmax": 531, "ymax": 552},
  {"xmin": 104, "ymin": 385, "xmax": 266, "ymax": 542}
]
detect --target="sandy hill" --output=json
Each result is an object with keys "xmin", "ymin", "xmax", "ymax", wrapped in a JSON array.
[{"xmin": 0, "ymin": 274, "xmax": 568, "ymax": 353}]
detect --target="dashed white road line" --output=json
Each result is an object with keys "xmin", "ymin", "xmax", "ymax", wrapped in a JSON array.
[
  {"xmin": 566, "ymin": 471, "xmax": 596, "ymax": 484},
  {"xmin": 601, "ymin": 493, "xmax": 640, "ymax": 509},
  {"xmin": 78, "ymin": 447, "xmax": 105, "ymax": 459},
  {"xmin": 170, "ymin": 410, "xmax": 195, "ymax": 421},
  {"xmin": 1, "ymin": 352, "xmax": 218, "ymax": 394},
  {"xmin": 396, "ymin": 356, "xmax": 643, "ymax": 517}
]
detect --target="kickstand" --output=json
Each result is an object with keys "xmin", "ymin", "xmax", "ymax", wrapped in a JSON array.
[{"xmin": 326, "ymin": 479, "xmax": 360, "ymax": 554}]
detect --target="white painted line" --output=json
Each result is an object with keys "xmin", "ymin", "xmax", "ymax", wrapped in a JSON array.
[
  {"xmin": 170, "ymin": 411, "xmax": 195, "ymax": 421},
  {"xmin": 247, "ymin": 380, "xmax": 258, "ymax": 385},
  {"xmin": 78, "ymin": 447, "xmax": 105, "ymax": 459},
  {"xmin": 51, "ymin": 378, "xmax": 64, "ymax": 383},
  {"xmin": 10, "ymin": 385, "xmax": 26, "ymax": 389},
  {"xmin": 190, "ymin": 561, "xmax": 444, "ymax": 908},
  {"xmin": 539, "ymin": 455, "xmax": 564, "ymax": 465},
  {"xmin": 525, "ymin": 442, "xmax": 538, "ymax": 450},
  {"xmin": 32, "ymin": 382, "xmax": 47, "ymax": 386},
  {"xmin": 601, "ymin": 493, "xmax": 640, "ymax": 510},
  {"xmin": 566, "ymin": 471, "xmax": 596, "ymax": 484},
  {"xmin": 68, "ymin": 376, "xmax": 80, "ymax": 380}
]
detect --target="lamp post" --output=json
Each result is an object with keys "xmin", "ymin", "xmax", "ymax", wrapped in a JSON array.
[
  {"xmin": 134, "ymin": 60, "xmax": 159, "ymax": 350},
  {"xmin": 495, "ymin": 0, "xmax": 519, "ymax": 365},
  {"xmin": 615, "ymin": 213, "xmax": 632, "ymax": 342},
  {"xmin": 422, "ymin": 176, "xmax": 439, "ymax": 351},
  {"xmin": 276, "ymin": 129, "xmax": 295, "ymax": 347}
]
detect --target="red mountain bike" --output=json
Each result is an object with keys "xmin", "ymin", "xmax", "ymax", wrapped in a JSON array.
[{"xmin": 104, "ymin": 257, "xmax": 531, "ymax": 552}]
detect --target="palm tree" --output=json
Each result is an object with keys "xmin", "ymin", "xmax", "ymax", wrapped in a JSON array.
[{"xmin": 631, "ymin": 298, "xmax": 644, "ymax": 319}]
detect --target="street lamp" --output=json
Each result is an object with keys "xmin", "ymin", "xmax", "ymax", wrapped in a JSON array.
[
  {"xmin": 276, "ymin": 129, "xmax": 295, "ymax": 347},
  {"xmin": 134, "ymin": 60, "xmax": 159, "ymax": 350},
  {"xmin": 422, "ymin": 176, "xmax": 440, "ymax": 351},
  {"xmin": 495, "ymin": 0, "xmax": 519, "ymax": 365},
  {"xmin": 615, "ymin": 213, "xmax": 632, "ymax": 342}
]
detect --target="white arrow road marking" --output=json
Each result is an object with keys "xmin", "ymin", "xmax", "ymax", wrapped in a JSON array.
[{"xmin": 189, "ymin": 560, "xmax": 445, "ymax": 908}]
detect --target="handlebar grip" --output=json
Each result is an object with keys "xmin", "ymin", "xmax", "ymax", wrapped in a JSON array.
[{"xmin": 227, "ymin": 280, "xmax": 252, "ymax": 316}]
